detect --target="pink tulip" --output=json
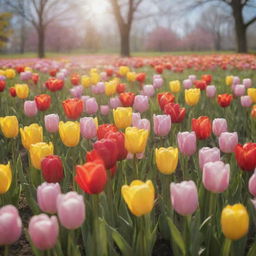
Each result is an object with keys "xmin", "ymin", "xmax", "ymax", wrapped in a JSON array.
[
  {"xmin": 28, "ymin": 214, "xmax": 59, "ymax": 250},
  {"xmin": 56, "ymin": 72, "xmax": 65, "ymax": 80},
  {"xmin": 203, "ymin": 161, "xmax": 230, "ymax": 193},
  {"xmin": 85, "ymin": 97, "xmax": 98, "ymax": 115},
  {"xmin": 206, "ymin": 85, "xmax": 216, "ymax": 98},
  {"xmin": 81, "ymin": 96, "xmax": 90, "ymax": 112},
  {"xmin": 92, "ymin": 82, "xmax": 105, "ymax": 94},
  {"xmin": 132, "ymin": 112, "xmax": 141, "ymax": 127},
  {"xmin": 44, "ymin": 114, "xmax": 59, "ymax": 133},
  {"xmin": 218, "ymin": 132, "xmax": 238, "ymax": 153},
  {"xmin": 153, "ymin": 114, "xmax": 171, "ymax": 136},
  {"xmin": 251, "ymin": 198, "xmax": 256, "ymax": 210},
  {"xmin": 134, "ymin": 118, "xmax": 150, "ymax": 131},
  {"xmin": 153, "ymin": 78, "xmax": 163, "ymax": 89},
  {"xmin": 177, "ymin": 131, "xmax": 197, "ymax": 156},
  {"xmin": 199, "ymin": 147, "xmax": 220, "ymax": 170},
  {"xmin": 100, "ymin": 72, "xmax": 107, "ymax": 81},
  {"xmin": 100, "ymin": 105, "xmax": 110, "ymax": 115},
  {"xmin": 70, "ymin": 85, "xmax": 83, "ymax": 98},
  {"xmin": 170, "ymin": 180, "xmax": 198, "ymax": 216},
  {"xmin": 241, "ymin": 96, "xmax": 252, "ymax": 107},
  {"xmin": 109, "ymin": 97, "xmax": 122, "ymax": 109},
  {"xmin": 249, "ymin": 170, "xmax": 256, "ymax": 196},
  {"xmin": 142, "ymin": 85, "xmax": 155, "ymax": 97},
  {"xmin": 232, "ymin": 76, "xmax": 240, "ymax": 85},
  {"xmin": 212, "ymin": 118, "xmax": 228, "ymax": 137},
  {"xmin": 24, "ymin": 100, "xmax": 38, "ymax": 117},
  {"xmin": 183, "ymin": 79, "xmax": 193, "ymax": 89},
  {"xmin": 80, "ymin": 117, "xmax": 97, "ymax": 139},
  {"xmin": 188, "ymin": 75, "xmax": 197, "ymax": 82},
  {"xmin": 20, "ymin": 71, "xmax": 32, "ymax": 81},
  {"xmin": 0, "ymin": 205, "xmax": 22, "ymax": 245},
  {"xmin": 233, "ymin": 84, "xmax": 245, "ymax": 97},
  {"xmin": 133, "ymin": 95, "xmax": 149, "ymax": 113},
  {"xmin": 57, "ymin": 191, "xmax": 85, "ymax": 230},
  {"xmin": 37, "ymin": 182, "xmax": 61, "ymax": 214},
  {"xmin": 243, "ymin": 78, "xmax": 252, "ymax": 88}
]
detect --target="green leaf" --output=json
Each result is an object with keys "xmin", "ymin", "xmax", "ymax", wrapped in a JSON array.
[
  {"xmin": 247, "ymin": 242, "xmax": 256, "ymax": 256},
  {"xmin": 166, "ymin": 216, "xmax": 186, "ymax": 256}
]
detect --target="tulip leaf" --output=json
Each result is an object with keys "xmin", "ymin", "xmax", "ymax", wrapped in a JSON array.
[
  {"xmin": 166, "ymin": 216, "xmax": 186, "ymax": 256},
  {"xmin": 247, "ymin": 242, "xmax": 256, "ymax": 256}
]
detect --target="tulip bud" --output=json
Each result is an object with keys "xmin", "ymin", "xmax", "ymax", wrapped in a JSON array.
[
  {"xmin": 24, "ymin": 101, "xmax": 38, "ymax": 117},
  {"xmin": 248, "ymin": 170, "xmax": 256, "ymax": 196},
  {"xmin": 177, "ymin": 131, "xmax": 197, "ymax": 156},
  {"xmin": 199, "ymin": 147, "xmax": 220, "ymax": 170},
  {"xmin": 133, "ymin": 95, "xmax": 149, "ymax": 113},
  {"xmin": 80, "ymin": 117, "xmax": 98, "ymax": 139},
  {"xmin": 153, "ymin": 114, "xmax": 171, "ymax": 137},
  {"xmin": 212, "ymin": 118, "xmax": 228, "ymax": 137},
  {"xmin": 44, "ymin": 114, "xmax": 59, "ymax": 133},
  {"xmin": 240, "ymin": 96, "xmax": 252, "ymax": 107},
  {"xmin": 218, "ymin": 132, "xmax": 238, "ymax": 153},
  {"xmin": 206, "ymin": 85, "xmax": 216, "ymax": 98}
]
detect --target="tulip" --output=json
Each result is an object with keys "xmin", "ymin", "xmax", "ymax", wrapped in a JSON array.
[
  {"xmin": 116, "ymin": 83, "xmax": 126, "ymax": 94},
  {"xmin": 142, "ymin": 85, "xmax": 155, "ymax": 97},
  {"xmin": 221, "ymin": 204, "xmax": 249, "ymax": 240},
  {"xmin": 212, "ymin": 118, "xmax": 228, "ymax": 137},
  {"xmin": 57, "ymin": 192, "xmax": 85, "ymax": 229},
  {"xmin": 5, "ymin": 69, "xmax": 16, "ymax": 79},
  {"xmin": 28, "ymin": 214, "xmax": 59, "ymax": 250},
  {"xmin": 218, "ymin": 132, "xmax": 238, "ymax": 153},
  {"xmin": 203, "ymin": 161, "xmax": 230, "ymax": 193},
  {"xmin": 199, "ymin": 147, "xmax": 220, "ymax": 170},
  {"xmin": 0, "ymin": 162, "xmax": 12, "ymax": 194},
  {"xmin": 100, "ymin": 105, "xmax": 110, "ymax": 115},
  {"xmin": 177, "ymin": 131, "xmax": 197, "ymax": 156},
  {"xmin": 134, "ymin": 118, "xmax": 150, "ymax": 131},
  {"xmin": 20, "ymin": 123, "xmax": 43, "ymax": 150},
  {"xmin": 217, "ymin": 94, "xmax": 233, "ymax": 107},
  {"xmin": 0, "ymin": 205, "xmax": 22, "ymax": 245},
  {"xmin": 153, "ymin": 78, "xmax": 163, "ymax": 89},
  {"xmin": 45, "ymin": 78, "xmax": 64, "ymax": 92},
  {"xmin": 59, "ymin": 121, "xmax": 80, "ymax": 147},
  {"xmin": 0, "ymin": 116, "xmax": 19, "ymax": 138},
  {"xmin": 119, "ymin": 92, "xmax": 135, "ymax": 107},
  {"xmin": 44, "ymin": 114, "xmax": 59, "ymax": 133},
  {"xmin": 201, "ymin": 74, "xmax": 212, "ymax": 85},
  {"xmin": 241, "ymin": 96, "xmax": 252, "ymax": 107},
  {"xmin": 133, "ymin": 95, "xmax": 149, "ymax": 113},
  {"xmin": 41, "ymin": 155, "xmax": 64, "ymax": 183},
  {"xmin": 235, "ymin": 143, "xmax": 256, "ymax": 171},
  {"xmin": 37, "ymin": 182, "xmax": 61, "ymax": 214},
  {"xmin": 15, "ymin": 84, "xmax": 29, "ymax": 99},
  {"xmin": 192, "ymin": 116, "xmax": 212, "ymax": 139},
  {"xmin": 164, "ymin": 103, "xmax": 186, "ymax": 123},
  {"xmin": 183, "ymin": 79, "xmax": 193, "ymax": 89},
  {"xmin": 70, "ymin": 85, "xmax": 83, "ymax": 98},
  {"xmin": 24, "ymin": 100, "xmax": 38, "ymax": 117},
  {"xmin": 119, "ymin": 66, "xmax": 130, "ymax": 76},
  {"xmin": 188, "ymin": 75, "xmax": 196, "ymax": 82},
  {"xmin": 170, "ymin": 180, "xmax": 198, "ymax": 216},
  {"xmin": 121, "ymin": 180, "xmax": 155, "ymax": 216},
  {"xmin": 153, "ymin": 114, "xmax": 171, "ymax": 136},
  {"xmin": 80, "ymin": 117, "xmax": 98, "ymax": 139},
  {"xmin": 75, "ymin": 161, "xmax": 107, "ymax": 194},
  {"xmin": 105, "ymin": 81, "xmax": 117, "ymax": 96},
  {"xmin": 233, "ymin": 84, "xmax": 245, "ymax": 97},
  {"xmin": 225, "ymin": 76, "xmax": 233, "ymax": 86},
  {"xmin": 29, "ymin": 142, "xmax": 54, "ymax": 170},
  {"xmin": 158, "ymin": 92, "xmax": 175, "ymax": 110},
  {"xmin": 132, "ymin": 112, "xmax": 141, "ymax": 127},
  {"xmin": 169, "ymin": 80, "xmax": 181, "ymax": 93},
  {"xmin": 194, "ymin": 80, "xmax": 207, "ymax": 90},
  {"xmin": 113, "ymin": 107, "xmax": 132, "ymax": 129},
  {"xmin": 248, "ymin": 88, "xmax": 256, "ymax": 103},
  {"xmin": 34, "ymin": 94, "xmax": 51, "ymax": 111},
  {"xmin": 185, "ymin": 88, "xmax": 200, "ymax": 106},
  {"xmin": 85, "ymin": 97, "xmax": 98, "ymax": 115},
  {"xmin": 251, "ymin": 105, "xmax": 256, "ymax": 118},
  {"xmin": 248, "ymin": 170, "xmax": 256, "ymax": 196},
  {"xmin": 126, "ymin": 72, "xmax": 136, "ymax": 82},
  {"xmin": 97, "ymin": 124, "xmax": 118, "ymax": 139},
  {"xmin": 9, "ymin": 87, "xmax": 16, "ymax": 97},
  {"xmin": 232, "ymin": 76, "xmax": 240, "ymax": 85},
  {"xmin": 62, "ymin": 98, "xmax": 84, "ymax": 120},
  {"xmin": 125, "ymin": 127, "xmax": 149, "ymax": 154},
  {"xmin": 155, "ymin": 147, "xmax": 178, "ymax": 174},
  {"xmin": 109, "ymin": 96, "xmax": 122, "ymax": 109},
  {"xmin": 206, "ymin": 85, "xmax": 216, "ymax": 98},
  {"xmin": 243, "ymin": 78, "xmax": 252, "ymax": 88},
  {"xmin": 81, "ymin": 75, "xmax": 91, "ymax": 88}
]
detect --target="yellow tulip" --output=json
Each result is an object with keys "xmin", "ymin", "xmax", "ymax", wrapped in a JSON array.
[
  {"xmin": 155, "ymin": 147, "xmax": 178, "ymax": 174},
  {"xmin": 0, "ymin": 70, "xmax": 4, "ymax": 76},
  {"xmin": 169, "ymin": 80, "xmax": 181, "ymax": 93},
  {"xmin": 29, "ymin": 142, "xmax": 54, "ymax": 170},
  {"xmin": 20, "ymin": 123, "xmax": 43, "ymax": 150},
  {"xmin": 248, "ymin": 88, "xmax": 256, "ymax": 103},
  {"xmin": 119, "ymin": 66, "xmax": 130, "ymax": 76},
  {"xmin": 225, "ymin": 76, "xmax": 233, "ymax": 86},
  {"xmin": 81, "ymin": 75, "xmax": 91, "ymax": 88},
  {"xmin": 113, "ymin": 107, "xmax": 132, "ymax": 129},
  {"xmin": 126, "ymin": 72, "xmax": 136, "ymax": 82},
  {"xmin": 59, "ymin": 121, "xmax": 80, "ymax": 147},
  {"xmin": 185, "ymin": 88, "xmax": 201, "ymax": 106},
  {"xmin": 25, "ymin": 67, "xmax": 32, "ymax": 72},
  {"xmin": 121, "ymin": 180, "xmax": 155, "ymax": 216},
  {"xmin": 0, "ymin": 162, "xmax": 12, "ymax": 194},
  {"xmin": 90, "ymin": 68, "xmax": 98, "ymax": 75},
  {"xmin": 221, "ymin": 204, "xmax": 249, "ymax": 240},
  {"xmin": 125, "ymin": 127, "xmax": 149, "ymax": 154},
  {"xmin": 15, "ymin": 84, "xmax": 29, "ymax": 99},
  {"xmin": 4, "ymin": 69, "xmax": 16, "ymax": 79},
  {"xmin": 90, "ymin": 72, "xmax": 100, "ymax": 84},
  {"xmin": 0, "ymin": 116, "xmax": 19, "ymax": 138},
  {"xmin": 105, "ymin": 81, "xmax": 117, "ymax": 96}
]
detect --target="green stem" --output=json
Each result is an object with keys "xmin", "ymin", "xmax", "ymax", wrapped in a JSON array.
[
  {"xmin": 222, "ymin": 238, "xmax": 232, "ymax": 256},
  {"xmin": 133, "ymin": 156, "xmax": 139, "ymax": 179},
  {"xmin": 4, "ymin": 245, "xmax": 9, "ymax": 256},
  {"xmin": 184, "ymin": 216, "xmax": 191, "ymax": 256},
  {"xmin": 92, "ymin": 195, "xmax": 99, "ymax": 256},
  {"xmin": 67, "ymin": 230, "xmax": 74, "ymax": 256}
]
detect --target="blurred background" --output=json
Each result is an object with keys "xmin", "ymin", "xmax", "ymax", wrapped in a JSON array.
[{"xmin": 0, "ymin": 0, "xmax": 256, "ymax": 58}]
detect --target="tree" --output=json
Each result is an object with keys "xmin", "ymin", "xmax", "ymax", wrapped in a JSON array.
[
  {"xmin": 2, "ymin": 0, "xmax": 81, "ymax": 58},
  {"xmin": 0, "ymin": 12, "xmax": 12, "ymax": 49}
]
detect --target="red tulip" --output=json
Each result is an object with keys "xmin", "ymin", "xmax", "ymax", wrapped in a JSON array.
[
  {"xmin": 105, "ymin": 68, "xmax": 113, "ymax": 77},
  {"xmin": 217, "ymin": 94, "xmax": 233, "ymax": 108},
  {"xmin": 136, "ymin": 73, "xmax": 146, "ymax": 83},
  {"xmin": 164, "ymin": 103, "xmax": 186, "ymax": 123},
  {"xmin": 155, "ymin": 65, "xmax": 164, "ymax": 74},
  {"xmin": 201, "ymin": 74, "xmax": 212, "ymax": 85},
  {"xmin": 0, "ymin": 80, "xmax": 6, "ymax": 92},
  {"xmin": 104, "ymin": 131, "xmax": 127, "ymax": 160},
  {"xmin": 119, "ymin": 92, "xmax": 135, "ymax": 107},
  {"xmin": 45, "ymin": 78, "xmax": 64, "ymax": 92},
  {"xmin": 97, "ymin": 124, "xmax": 118, "ymax": 139},
  {"xmin": 158, "ymin": 92, "xmax": 175, "ymax": 110},
  {"xmin": 194, "ymin": 80, "xmax": 207, "ymax": 90},
  {"xmin": 9, "ymin": 87, "xmax": 16, "ymax": 97},
  {"xmin": 70, "ymin": 74, "xmax": 80, "ymax": 86},
  {"xmin": 41, "ymin": 155, "xmax": 64, "ymax": 183},
  {"xmin": 15, "ymin": 66, "xmax": 25, "ymax": 73},
  {"xmin": 35, "ymin": 94, "xmax": 51, "ymax": 111},
  {"xmin": 192, "ymin": 116, "xmax": 212, "ymax": 139},
  {"xmin": 235, "ymin": 143, "xmax": 256, "ymax": 171},
  {"xmin": 32, "ymin": 73, "xmax": 39, "ymax": 84},
  {"xmin": 93, "ymin": 139, "xmax": 118, "ymax": 169},
  {"xmin": 49, "ymin": 69, "xmax": 58, "ymax": 77},
  {"xmin": 86, "ymin": 149, "xmax": 104, "ymax": 164},
  {"xmin": 75, "ymin": 161, "xmax": 107, "ymax": 194},
  {"xmin": 62, "ymin": 98, "xmax": 83, "ymax": 120},
  {"xmin": 117, "ymin": 83, "xmax": 126, "ymax": 94}
]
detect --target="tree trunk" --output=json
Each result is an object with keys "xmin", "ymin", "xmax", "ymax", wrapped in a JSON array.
[
  {"xmin": 214, "ymin": 32, "xmax": 221, "ymax": 51},
  {"xmin": 120, "ymin": 26, "xmax": 130, "ymax": 57},
  {"xmin": 19, "ymin": 17, "xmax": 25, "ymax": 54},
  {"xmin": 231, "ymin": 1, "xmax": 247, "ymax": 53},
  {"xmin": 37, "ymin": 26, "xmax": 45, "ymax": 58}
]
